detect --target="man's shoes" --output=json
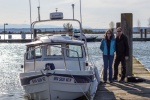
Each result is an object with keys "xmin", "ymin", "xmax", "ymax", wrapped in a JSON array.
[
  {"xmin": 112, "ymin": 78, "xmax": 118, "ymax": 82},
  {"xmin": 103, "ymin": 81, "xmax": 107, "ymax": 84},
  {"xmin": 119, "ymin": 80, "xmax": 125, "ymax": 83},
  {"xmin": 110, "ymin": 81, "xmax": 113, "ymax": 83}
]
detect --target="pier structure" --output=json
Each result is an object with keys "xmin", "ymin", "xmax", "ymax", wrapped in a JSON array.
[
  {"xmin": 94, "ymin": 13, "xmax": 150, "ymax": 100},
  {"xmin": 94, "ymin": 57, "xmax": 150, "ymax": 100},
  {"xmin": 0, "ymin": 37, "xmax": 150, "ymax": 43}
]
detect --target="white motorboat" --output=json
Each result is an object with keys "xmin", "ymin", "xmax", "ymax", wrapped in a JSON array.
[{"xmin": 19, "ymin": 12, "xmax": 101, "ymax": 100}]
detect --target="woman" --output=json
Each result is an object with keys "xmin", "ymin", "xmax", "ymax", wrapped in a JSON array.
[{"xmin": 100, "ymin": 29, "xmax": 116, "ymax": 83}]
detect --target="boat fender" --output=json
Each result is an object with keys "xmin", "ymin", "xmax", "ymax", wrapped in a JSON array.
[
  {"xmin": 94, "ymin": 67, "xmax": 101, "ymax": 83},
  {"xmin": 45, "ymin": 63, "xmax": 55, "ymax": 70}
]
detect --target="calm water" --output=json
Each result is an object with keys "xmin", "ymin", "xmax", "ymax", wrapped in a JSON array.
[
  {"xmin": 0, "ymin": 41, "xmax": 150, "ymax": 100},
  {"xmin": 0, "ymin": 34, "xmax": 150, "ymax": 39}
]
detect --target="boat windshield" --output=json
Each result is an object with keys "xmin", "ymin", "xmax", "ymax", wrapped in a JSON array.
[
  {"xmin": 46, "ymin": 45, "xmax": 62, "ymax": 56},
  {"xmin": 66, "ymin": 44, "xmax": 83, "ymax": 58},
  {"xmin": 26, "ymin": 44, "xmax": 83, "ymax": 60},
  {"xmin": 26, "ymin": 46, "xmax": 42, "ymax": 60}
]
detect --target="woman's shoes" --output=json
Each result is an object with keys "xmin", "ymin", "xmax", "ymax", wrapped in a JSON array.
[{"xmin": 103, "ymin": 80, "xmax": 125, "ymax": 83}]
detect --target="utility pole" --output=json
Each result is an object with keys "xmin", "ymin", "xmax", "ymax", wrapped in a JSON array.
[
  {"xmin": 56, "ymin": 8, "xmax": 58, "ymax": 12},
  {"xmin": 29, "ymin": 0, "xmax": 32, "ymax": 40},
  {"xmin": 4, "ymin": 23, "xmax": 8, "ymax": 40}
]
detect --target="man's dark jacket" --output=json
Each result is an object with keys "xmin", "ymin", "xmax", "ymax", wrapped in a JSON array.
[{"xmin": 116, "ymin": 34, "xmax": 129, "ymax": 56}]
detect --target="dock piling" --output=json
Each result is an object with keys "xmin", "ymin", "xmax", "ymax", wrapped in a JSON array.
[
  {"xmin": 121, "ymin": 13, "xmax": 133, "ymax": 76},
  {"xmin": 140, "ymin": 29, "xmax": 143, "ymax": 38},
  {"xmin": 144, "ymin": 29, "xmax": 147, "ymax": 39}
]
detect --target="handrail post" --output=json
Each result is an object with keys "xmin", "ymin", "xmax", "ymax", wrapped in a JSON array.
[
  {"xmin": 76, "ymin": 52, "xmax": 81, "ymax": 70},
  {"xmin": 34, "ymin": 49, "xmax": 36, "ymax": 70},
  {"xmin": 62, "ymin": 48, "xmax": 67, "ymax": 70},
  {"xmin": 24, "ymin": 54, "xmax": 26, "ymax": 72}
]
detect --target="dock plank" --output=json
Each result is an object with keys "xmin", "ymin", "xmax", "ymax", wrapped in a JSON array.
[{"xmin": 94, "ymin": 57, "xmax": 150, "ymax": 100}]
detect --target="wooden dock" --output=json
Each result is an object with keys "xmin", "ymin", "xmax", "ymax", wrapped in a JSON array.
[
  {"xmin": 95, "ymin": 38, "xmax": 150, "ymax": 42},
  {"xmin": 0, "ymin": 39, "xmax": 31, "ymax": 43},
  {"xmin": 94, "ymin": 57, "xmax": 150, "ymax": 100}
]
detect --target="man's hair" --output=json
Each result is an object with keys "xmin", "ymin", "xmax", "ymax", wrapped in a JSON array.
[{"xmin": 116, "ymin": 27, "xmax": 122, "ymax": 31}]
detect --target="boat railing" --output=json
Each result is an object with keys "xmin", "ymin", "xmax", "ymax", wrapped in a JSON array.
[
  {"xmin": 31, "ymin": 19, "xmax": 87, "ymax": 42},
  {"xmin": 24, "ymin": 44, "xmax": 81, "ymax": 72}
]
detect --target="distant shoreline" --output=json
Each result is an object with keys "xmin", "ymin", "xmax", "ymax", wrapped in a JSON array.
[
  {"xmin": 0, "ymin": 27, "xmax": 149, "ymax": 34},
  {"xmin": 0, "ymin": 32, "xmax": 148, "ymax": 34}
]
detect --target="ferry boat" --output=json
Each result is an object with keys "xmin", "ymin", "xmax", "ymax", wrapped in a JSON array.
[{"xmin": 19, "ymin": 11, "xmax": 101, "ymax": 100}]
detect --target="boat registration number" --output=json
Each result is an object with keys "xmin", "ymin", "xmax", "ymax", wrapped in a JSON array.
[
  {"xmin": 30, "ymin": 76, "xmax": 46, "ymax": 84},
  {"xmin": 53, "ymin": 76, "xmax": 74, "ymax": 83}
]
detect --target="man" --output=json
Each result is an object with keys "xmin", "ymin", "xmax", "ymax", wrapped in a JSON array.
[{"xmin": 113, "ymin": 27, "xmax": 129, "ymax": 83}]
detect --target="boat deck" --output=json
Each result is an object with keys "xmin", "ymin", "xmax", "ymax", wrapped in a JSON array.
[{"xmin": 94, "ymin": 57, "xmax": 150, "ymax": 100}]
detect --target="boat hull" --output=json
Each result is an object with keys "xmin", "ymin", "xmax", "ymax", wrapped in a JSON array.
[{"xmin": 20, "ymin": 71, "xmax": 93, "ymax": 100}]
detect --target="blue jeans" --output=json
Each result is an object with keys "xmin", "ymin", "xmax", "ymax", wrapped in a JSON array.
[{"xmin": 103, "ymin": 55, "xmax": 114, "ymax": 82}]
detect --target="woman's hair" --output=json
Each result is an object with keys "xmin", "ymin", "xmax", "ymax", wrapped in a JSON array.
[{"xmin": 104, "ymin": 29, "xmax": 113, "ymax": 40}]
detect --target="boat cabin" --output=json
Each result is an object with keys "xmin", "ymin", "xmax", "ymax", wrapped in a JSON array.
[{"xmin": 24, "ymin": 35, "xmax": 88, "ymax": 72}]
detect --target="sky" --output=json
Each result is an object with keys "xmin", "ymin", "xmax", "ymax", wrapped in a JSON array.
[{"xmin": 0, "ymin": 0, "xmax": 150, "ymax": 29}]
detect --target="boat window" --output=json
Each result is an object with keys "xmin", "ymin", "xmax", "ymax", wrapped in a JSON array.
[
  {"xmin": 46, "ymin": 45, "xmax": 62, "ymax": 56},
  {"xmin": 66, "ymin": 44, "xmax": 83, "ymax": 58},
  {"xmin": 35, "ymin": 47, "xmax": 42, "ymax": 58},
  {"xmin": 26, "ymin": 46, "xmax": 42, "ymax": 60}
]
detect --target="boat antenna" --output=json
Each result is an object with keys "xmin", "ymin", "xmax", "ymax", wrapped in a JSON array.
[
  {"xmin": 37, "ymin": 0, "xmax": 41, "ymax": 21},
  {"xmin": 29, "ymin": 0, "xmax": 32, "ymax": 40},
  {"xmin": 79, "ymin": 0, "xmax": 82, "ymax": 27}
]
